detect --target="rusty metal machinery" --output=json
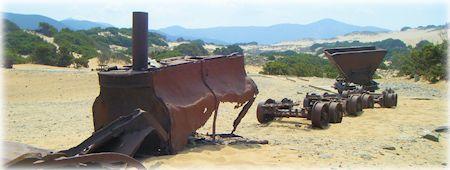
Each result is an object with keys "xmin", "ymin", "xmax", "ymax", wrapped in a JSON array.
[
  {"xmin": 256, "ymin": 46, "xmax": 398, "ymax": 128},
  {"xmin": 324, "ymin": 46, "xmax": 398, "ymax": 109},
  {"xmin": 7, "ymin": 12, "xmax": 258, "ymax": 168}
]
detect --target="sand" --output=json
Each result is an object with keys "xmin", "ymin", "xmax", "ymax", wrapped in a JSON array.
[
  {"xmin": 3, "ymin": 64, "xmax": 448, "ymax": 169},
  {"xmin": 242, "ymin": 28, "xmax": 448, "ymax": 53}
]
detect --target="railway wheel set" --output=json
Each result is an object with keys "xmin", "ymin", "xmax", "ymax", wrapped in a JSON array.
[{"xmin": 256, "ymin": 46, "xmax": 399, "ymax": 129}]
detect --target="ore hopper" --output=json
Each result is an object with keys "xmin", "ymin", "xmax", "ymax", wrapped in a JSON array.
[{"xmin": 324, "ymin": 46, "xmax": 386, "ymax": 91}]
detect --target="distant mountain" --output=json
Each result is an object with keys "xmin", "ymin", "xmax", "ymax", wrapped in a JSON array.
[
  {"xmin": 2, "ymin": 12, "xmax": 115, "ymax": 30},
  {"xmin": 60, "ymin": 18, "xmax": 113, "ymax": 30},
  {"xmin": 158, "ymin": 19, "xmax": 390, "ymax": 44},
  {"xmin": 3, "ymin": 12, "xmax": 66, "ymax": 30}
]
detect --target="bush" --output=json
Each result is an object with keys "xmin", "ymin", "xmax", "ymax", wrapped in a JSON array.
[
  {"xmin": 261, "ymin": 52, "xmax": 339, "ymax": 78},
  {"xmin": 151, "ymin": 50, "xmax": 183, "ymax": 60},
  {"xmin": 6, "ymin": 30, "xmax": 47, "ymax": 55},
  {"xmin": 5, "ymin": 49, "xmax": 28, "ymax": 64},
  {"xmin": 394, "ymin": 40, "xmax": 447, "ymax": 82},
  {"xmin": 260, "ymin": 61, "xmax": 290, "ymax": 75},
  {"xmin": 30, "ymin": 43, "xmax": 58, "ymax": 65},
  {"xmin": 56, "ymin": 44, "xmax": 75, "ymax": 67},
  {"xmin": 174, "ymin": 42, "xmax": 208, "ymax": 56},
  {"xmin": 54, "ymin": 28, "xmax": 99, "ymax": 58},
  {"xmin": 36, "ymin": 22, "xmax": 57, "ymax": 37},
  {"xmin": 213, "ymin": 45, "xmax": 243, "ymax": 55},
  {"xmin": 74, "ymin": 57, "xmax": 90, "ymax": 68}
]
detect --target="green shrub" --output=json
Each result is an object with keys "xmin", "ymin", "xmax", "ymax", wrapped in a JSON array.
[
  {"xmin": 35, "ymin": 22, "xmax": 57, "ymax": 37},
  {"xmin": 73, "ymin": 57, "xmax": 89, "ymax": 68},
  {"xmin": 394, "ymin": 40, "xmax": 447, "ymax": 82},
  {"xmin": 261, "ymin": 52, "xmax": 339, "ymax": 78},
  {"xmin": 213, "ymin": 44, "xmax": 243, "ymax": 55},
  {"xmin": 5, "ymin": 49, "xmax": 28, "ymax": 64},
  {"xmin": 151, "ymin": 50, "xmax": 183, "ymax": 60},
  {"xmin": 174, "ymin": 42, "xmax": 208, "ymax": 56},
  {"xmin": 30, "ymin": 43, "xmax": 58, "ymax": 65}
]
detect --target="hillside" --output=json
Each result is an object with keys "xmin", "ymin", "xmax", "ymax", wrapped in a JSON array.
[
  {"xmin": 3, "ymin": 12, "xmax": 66, "ymax": 30},
  {"xmin": 3, "ymin": 12, "xmax": 114, "ymax": 30},
  {"xmin": 242, "ymin": 27, "xmax": 448, "ymax": 54},
  {"xmin": 60, "ymin": 19, "xmax": 113, "ymax": 30},
  {"xmin": 158, "ymin": 19, "xmax": 389, "ymax": 44},
  {"xmin": 4, "ymin": 19, "xmax": 169, "ymax": 68}
]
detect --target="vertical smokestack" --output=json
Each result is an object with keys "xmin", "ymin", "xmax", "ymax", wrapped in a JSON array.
[{"xmin": 132, "ymin": 12, "xmax": 148, "ymax": 71}]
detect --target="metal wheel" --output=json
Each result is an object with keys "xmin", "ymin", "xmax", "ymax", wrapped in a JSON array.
[
  {"xmin": 256, "ymin": 102, "xmax": 275, "ymax": 124},
  {"xmin": 311, "ymin": 102, "xmax": 329, "ymax": 129},
  {"xmin": 361, "ymin": 94, "xmax": 374, "ymax": 109},
  {"xmin": 347, "ymin": 95, "xmax": 361, "ymax": 115},
  {"xmin": 380, "ymin": 91, "xmax": 389, "ymax": 108},
  {"xmin": 328, "ymin": 102, "xmax": 343, "ymax": 123},
  {"xmin": 386, "ymin": 93, "xmax": 396, "ymax": 108}
]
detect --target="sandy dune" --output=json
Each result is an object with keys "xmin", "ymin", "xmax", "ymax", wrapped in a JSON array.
[
  {"xmin": 242, "ymin": 28, "xmax": 448, "ymax": 53},
  {"xmin": 3, "ymin": 64, "xmax": 448, "ymax": 169}
]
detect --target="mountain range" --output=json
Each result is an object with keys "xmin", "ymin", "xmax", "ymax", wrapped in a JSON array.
[
  {"xmin": 3, "ymin": 12, "xmax": 390, "ymax": 45},
  {"xmin": 159, "ymin": 19, "xmax": 389, "ymax": 44},
  {"xmin": 3, "ymin": 12, "xmax": 113, "ymax": 30}
]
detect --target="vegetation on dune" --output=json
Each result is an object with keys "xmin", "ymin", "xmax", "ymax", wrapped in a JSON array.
[
  {"xmin": 213, "ymin": 45, "xmax": 244, "ymax": 55},
  {"xmin": 266, "ymin": 38, "xmax": 447, "ymax": 83},
  {"xmin": 4, "ymin": 19, "xmax": 448, "ymax": 83},
  {"xmin": 151, "ymin": 40, "xmax": 209, "ymax": 60},
  {"xmin": 173, "ymin": 40, "xmax": 208, "ymax": 56},
  {"xmin": 392, "ymin": 40, "xmax": 447, "ymax": 83},
  {"xmin": 36, "ymin": 22, "xmax": 57, "ymax": 37},
  {"xmin": 54, "ymin": 28, "xmax": 99, "ymax": 59},
  {"xmin": 4, "ymin": 20, "xmax": 170, "ymax": 67},
  {"xmin": 260, "ymin": 51, "xmax": 339, "ymax": 78}
]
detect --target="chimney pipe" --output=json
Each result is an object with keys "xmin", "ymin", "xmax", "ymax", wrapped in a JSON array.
[{"xmin": 132, "ymin": 12, "xmax": 148, "ymax": 71}]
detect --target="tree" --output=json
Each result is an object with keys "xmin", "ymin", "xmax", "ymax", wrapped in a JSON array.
[
  {"xmin": 151, "ymin": 50, "xmax": 183, "ymax": 60},
  {"xmin": 74, "ymin": 57, "xmax": 89, "ymax": 68},
  {"xmin": 36, "ymin": 22, "xmax": 57, "ymax": 37},
  {"xmin": 395, "ymin": 40, "xmax": 447, "ymax": 82},
  {"xmin": 261, "ymin": 61, "xmax": 290, "ymax": 75},
  {"xmin": 400, "ymin": 26, "xmax": 411, "ymax": 31},
  {"xmin": 56, "ymin": 44, "xmax": 75, "ymax": 67},
  {"xmin": 213, "ymin": 45, "xmax": 243, "ymax": 55},
  {"xmin": 174, "ymin": 42, "xmax": 208, "ymax": 56},
  {"xmin": 415, "ymin": 40, "xmax": 432, "ymax": 49},
  {"xmin": 31, "ymin": 43, "xmax": 57, "ymax": 65},
  {"xmin": 5, "ymin": 49, "xmax": 28, "ymax": 64}
]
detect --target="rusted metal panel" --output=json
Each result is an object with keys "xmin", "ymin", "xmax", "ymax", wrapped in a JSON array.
[
  {"xmin": 202, "ymin": 55, "xmax": 258, "ymax": 104},
  {"xmin": 152, "ymin": 61, "xmax": 217, "ymax": 152},
  {"xmin": 324, "ymin": 46, "xmax": 387, "ymax": 85}
]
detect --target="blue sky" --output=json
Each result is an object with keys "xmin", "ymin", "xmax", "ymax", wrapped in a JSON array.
[{"xmin": 2, "ymin": 0, "xmax": 449, "ymax": 30}]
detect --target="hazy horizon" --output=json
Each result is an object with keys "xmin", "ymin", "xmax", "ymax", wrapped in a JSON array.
[{"xmin": 2, "ymin": 0, "xmax": 449, "ymax": 30}]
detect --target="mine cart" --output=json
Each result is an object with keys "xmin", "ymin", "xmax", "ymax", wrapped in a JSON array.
[
  {"xmin": 256, "ymin": 46, "xmax": 398, "ymax": 129},
  {"xmin": 324, "ymin": 46, "xmax": 398, "ymax": 108},
  {"xmin": 7, "ymin": 12, "xmax": 258, "ymax": 169}
]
